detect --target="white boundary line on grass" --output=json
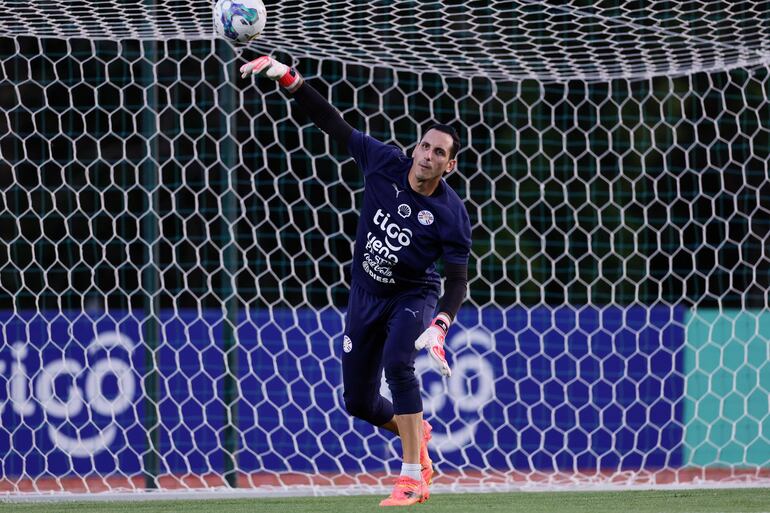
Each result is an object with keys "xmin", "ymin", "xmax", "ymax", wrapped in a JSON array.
[{"xmin": 4, "ymin": 480, "xmax": 770, "ymax": 503}]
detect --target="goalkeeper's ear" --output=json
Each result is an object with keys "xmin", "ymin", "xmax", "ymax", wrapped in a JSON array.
[{"xmin": 443, "ymin": 158, "xmax": 457, "ymax": 176}]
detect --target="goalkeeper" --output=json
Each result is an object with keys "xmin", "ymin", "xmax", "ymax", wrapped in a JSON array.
[{"xmin": 241, "ymin": 56, "xmax": 471, "ymax": 507}]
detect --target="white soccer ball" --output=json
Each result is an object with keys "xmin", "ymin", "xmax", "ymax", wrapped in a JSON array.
[{"xmin": 213, "ymin": 0, "xmax": 267, "ymax": 43}]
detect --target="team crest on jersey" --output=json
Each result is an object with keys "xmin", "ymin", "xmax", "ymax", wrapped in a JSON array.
[
  {"xmin": 343, "ymin": 335, "xmax": 352, "ymax": 353},
  {"xmin": 417, "ymin": 210, "xmax": 434, "ymax": 225},
  {"xmin": 397, "ymin": 204, "xmax": 411, "ymax": 218}
]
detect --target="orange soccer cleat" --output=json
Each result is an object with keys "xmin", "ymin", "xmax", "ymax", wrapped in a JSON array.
[
  {"xmin": 420, "ymin": 419, "xmax": 434, "ymax": 485},
  {"xmin": 379, "ymin": 476, "xmax": 430, "ymax": 507}
]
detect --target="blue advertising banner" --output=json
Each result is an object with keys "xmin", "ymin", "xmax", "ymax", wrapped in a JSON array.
[
  {"xmin": 0, "ymin": 306, "xmax": 686, "ymax": 479},
  {"xmin": 0, "ymin": 312, "xmax": 145, "ymax": 478}
]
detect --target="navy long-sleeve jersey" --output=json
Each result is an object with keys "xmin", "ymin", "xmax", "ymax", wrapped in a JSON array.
[{"xmin": 347, "ymin": 129, "xmax": 472, "ymax": 297}]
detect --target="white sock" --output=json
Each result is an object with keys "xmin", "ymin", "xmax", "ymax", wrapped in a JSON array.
[{"xmin": 400, "ymin": 462, "xmax": 422, "ymax": 482}]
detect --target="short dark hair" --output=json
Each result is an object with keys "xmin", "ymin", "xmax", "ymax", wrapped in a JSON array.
[{"xmin": 424, "ymin": 123, "xmax": 461, "ymax": 159}]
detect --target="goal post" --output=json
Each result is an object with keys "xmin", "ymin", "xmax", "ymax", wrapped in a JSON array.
[{"xmin": 1, "ymin": 0, "xmax": 770, "ymax": 498}]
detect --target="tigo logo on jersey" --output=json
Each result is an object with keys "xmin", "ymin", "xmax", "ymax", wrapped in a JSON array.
[
  {"xmin": 343, "ymin": 335, "xmax": 353, "ymax": 353},
  {"xmin": 372, "ymin": 209, "xmax": 413, "ymax": 252},
  {"xmin": 362, "ymin": 209, "xmax": 413, "ymax": 284},
  {"xmin": 398, "ymin": 204, "xmax": 411, "ymax": 218},
  {"xmin": 418, "ymin": 210, "xmax": 434, "ymax": 225}
]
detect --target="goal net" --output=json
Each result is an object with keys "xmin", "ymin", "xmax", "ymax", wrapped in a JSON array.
[{"xmin": 1, "ymin": 0, "xmax": 769, "ymax": 497}]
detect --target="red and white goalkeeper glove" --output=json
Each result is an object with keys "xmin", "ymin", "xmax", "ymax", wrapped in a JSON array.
[
  {"xmin": 414, "ymin": 313, "xmax": 452, "ymax": 377},
  {"xmin": 239, "ymin": 55, "xmax": 304, "ymax": 93}
]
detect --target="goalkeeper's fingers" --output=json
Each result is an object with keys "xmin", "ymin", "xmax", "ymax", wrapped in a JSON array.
[
  {"xmin": 428, "ymin": 342, "xmax": 452, "ymax": 378},
  {"xmin": 241, "ymin": 55, "xmax": 287, "ymax": 80},
  {"xmin": 239, "ymin": 55, "xmax": 272, "ymax": 79},
  {"xmin": 414, "ymin": 330, "xmax": 428, "ymax": 350},
  {"xmin": 415, "ymin": 326, "xmax": 452, "ymax": 377}
]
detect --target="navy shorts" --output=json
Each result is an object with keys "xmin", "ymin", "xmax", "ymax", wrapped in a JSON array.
[{"xmin": 341, "ymin": 282, "xmax": 438, "ymax": 424}]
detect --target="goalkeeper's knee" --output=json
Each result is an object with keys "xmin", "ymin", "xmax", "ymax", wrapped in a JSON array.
[
  {"xmin": 343, "ymin": 394, "xmax": 374, "ymax": 420},
  {"xmin": 343, "ymin": 393, "xmax": 393, "ymax": 426}
]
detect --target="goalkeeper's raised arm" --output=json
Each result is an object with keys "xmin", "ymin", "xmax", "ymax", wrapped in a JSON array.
[{"xmin": 240, "ymin": 56, "xmax": 353, "ymax": 150}]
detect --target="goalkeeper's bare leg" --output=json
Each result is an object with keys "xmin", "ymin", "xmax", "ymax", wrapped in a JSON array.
[
  {"xmin": 393, "ymin": 413, "xmax": 421, "ymax": 464},
  {"xmin": 380, "ymin": 414, "xmax": 432, "ymax": 485}
]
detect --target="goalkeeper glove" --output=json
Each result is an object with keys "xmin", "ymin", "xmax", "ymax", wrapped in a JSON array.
[
  {"xmin": 415, "ymin": 313, "xmax": 452, "ymax": 378},
  {"xmin": 239, "ymin": 55, "xmax": 304, "ymax": 93}
]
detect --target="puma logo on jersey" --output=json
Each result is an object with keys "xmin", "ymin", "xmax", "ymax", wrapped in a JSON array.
[
  {"xmin": 392, "ymin": 183, "xmax": 404, "ymax": 198},
  {"xmin": 404, "ymin": 308, "xmax": 419, "ymax": 318}
]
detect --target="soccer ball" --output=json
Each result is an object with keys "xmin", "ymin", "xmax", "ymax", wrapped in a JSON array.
[{"xmin": 213, "ymin": 0, "xmax": 267, "ymax": 43}]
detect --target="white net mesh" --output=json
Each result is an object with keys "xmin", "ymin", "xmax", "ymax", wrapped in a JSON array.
[
  {"xmin": 1, "ymin": 0, "xmax": 769, "ymax": 498},
  {"xmin": 2, "ymin": 0, "xmax": 770, "ymax": 81}
]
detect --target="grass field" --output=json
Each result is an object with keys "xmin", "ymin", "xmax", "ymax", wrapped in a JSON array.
[{"xmin": 4, "ymin": 488, "xmax": 770, "ymax": 513}]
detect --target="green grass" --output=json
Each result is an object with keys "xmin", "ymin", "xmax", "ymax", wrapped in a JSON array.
[{"xmin": 4, "ymin": 489, "xmax": 770, "ymax": 513}]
